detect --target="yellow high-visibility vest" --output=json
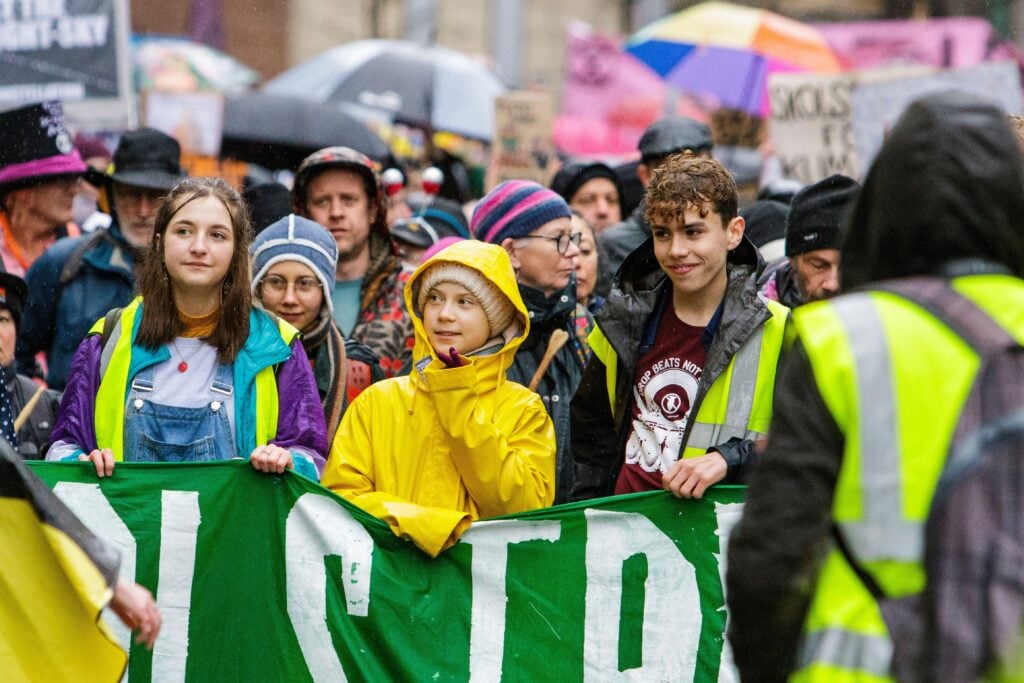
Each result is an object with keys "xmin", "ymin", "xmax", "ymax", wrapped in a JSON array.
[{"xmin": 791, "ymin": 275, "xmax": 1024, "ymax": 682}]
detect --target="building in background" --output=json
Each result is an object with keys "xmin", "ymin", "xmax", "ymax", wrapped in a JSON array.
[{"xmin": 132, "ymin": 0, "xmax": 1023, "ymax": 98}]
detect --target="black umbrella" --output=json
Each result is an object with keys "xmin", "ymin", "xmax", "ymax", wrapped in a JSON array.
[
  {"xmin": 263, "ymin": 39, "xmax": 506, "ymax": 140},
  {"xmin": 221, "ymin": 92, "xmax": 390, "ymax": 170}
]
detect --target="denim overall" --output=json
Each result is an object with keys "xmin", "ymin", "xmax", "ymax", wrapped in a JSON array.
[{"xmin": 123, "ymin": 360, "xmax": 234, "ymax": 462}]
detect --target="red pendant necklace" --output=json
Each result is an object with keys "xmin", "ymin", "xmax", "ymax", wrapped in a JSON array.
[{"xmin": 171, "ymin": 339, "xmax": 199, "ymax": 372}]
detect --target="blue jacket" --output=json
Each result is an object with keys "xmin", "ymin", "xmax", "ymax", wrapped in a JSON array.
[{"xmin": 18, "ymin": 225, "xmax": 136, "ymax": 390}]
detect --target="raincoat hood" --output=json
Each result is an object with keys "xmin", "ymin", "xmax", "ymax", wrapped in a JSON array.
[
  {"xmin": 404, "ymin": 240, "xmax": 529, "ymax": 375},
  {"xmin": 842, "ymin": 90, "xmax": 1024, "ymax": 290}
]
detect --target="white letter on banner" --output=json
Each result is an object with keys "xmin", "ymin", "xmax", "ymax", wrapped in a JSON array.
[
  {"xmin": 583, "ymin": 509, "xmax": 701, "ymax": 681},
  {"xmin": 285, "ymin": 493, "xmax": 374, "ymax": 682},
  {"xmin": 714, "ymin": 502, "xmax": 744, "ymax": 683},
  {"xmin": 152, "ymin": 491, "xmax": 201, "ymax": 683},
  {"xmin": 461, "ymin": 520, "xmax": 562, "ymax": 682},
  {"xmin": 53, "ymin": 482, "xmax": 136, "ymax": 657}
]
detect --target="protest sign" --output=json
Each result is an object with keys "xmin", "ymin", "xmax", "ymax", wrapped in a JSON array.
[
  {"xmin": 491, "ymin": 90, "xmax": 556, "ymax": 188},
  {"xmin": 31, "ymin": 461, "xmax": 744, "ymax": 682},
  {"xmin": 767, "ymin": 71, "xmax": 858, "ymax": 185},
  {"xmin": 817, "ymin": 17, "xmax": 1011, "ymax": 71},
  {"xmin": 851, "ymin": 61, "xmax": 1023, "ymax": 173},
  {"xmin": 143, "ymin": 91, "xmax": 224, "ymax": 157},
  {"xmin": 0, "ymin": 0, "xmax": 133, "ymax": 129}
]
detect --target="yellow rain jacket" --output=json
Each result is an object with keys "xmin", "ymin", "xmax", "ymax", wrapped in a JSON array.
[{"xmin": 321, "ymin": 240, "xmax": 556, "ymax": 557}]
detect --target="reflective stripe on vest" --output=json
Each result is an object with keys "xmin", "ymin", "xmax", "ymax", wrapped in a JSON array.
[
  {"xmin": 798, "ymin": 628, "xmax": 893, "ymax": 679},
  {"xmin": 792, "ymin": 280, "xmax": 1024, "ymax": 682},
  {"xmin": 93, "ymin": 300, "xmax": 142, "ymax": 459},
  {"xmin": 832, "ymin": 296, "xmax": 921, "ymax": 562},
  {"xmin": 686, "ymin": 324, "xmax": 766, "ymax": 449}
]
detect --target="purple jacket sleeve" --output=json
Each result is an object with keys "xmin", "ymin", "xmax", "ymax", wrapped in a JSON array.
[
  {"xmin": 270, "ymin": 338, "xmax": 327, "ymax": 478},
  {"xmin": 49, "ymin": 335, "xmax": 102, "ymax": 455}
]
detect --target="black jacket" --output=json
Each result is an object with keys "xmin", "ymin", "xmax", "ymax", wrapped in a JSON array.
[
  {"xmin": 7, "ymin": 364, "xmax": 61, "ymax": 459},
  {"xmin": 725, "ymin": 91, "xmax": 1024, "ymax": 681},
  {"xmin": 594, "ymin": 202, "xmax": 651, "ymax": 299},
  {"xmin": 570, "ymin": 233, "xmax": 776, "ymax": 500},
  {"xmin": 506, "ymin": 280, "xmax": 592, "ymax": 505}
]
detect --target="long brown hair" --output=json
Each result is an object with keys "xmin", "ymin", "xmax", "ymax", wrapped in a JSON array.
[{"xmin": 135, "ymin": 177, "xmax": 253, "ymax": 363}]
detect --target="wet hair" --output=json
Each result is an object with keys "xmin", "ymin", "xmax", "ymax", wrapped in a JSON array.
[
  {"xmin": 136, "ymin": 177, "xmax": 253, "ymax": 363},
  {"xmin": 644, "ymin": 153, "xmax": 738, "ymax": 227}
]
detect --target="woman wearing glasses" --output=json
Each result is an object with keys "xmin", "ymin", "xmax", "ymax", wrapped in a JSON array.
[
  {"xmin": 48, "ymin": 178, "xmax": 327, "ymax": 479},
  {"xmin": 473, "ymin": 180, "xmax": 593, "ymax": 505},
  {"xmin": 251, "ymin": 214, "xmax": 383, "ymax": 447}
]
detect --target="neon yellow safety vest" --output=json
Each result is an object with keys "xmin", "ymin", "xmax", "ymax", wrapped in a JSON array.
[
  {"xmin": 88, "ymin": 297, "xmax": 297, "ymax": 460},
  {"xmin": 790, "ymin": 275, "xmax": 1024, "ymax": 682},
  {"xmin": 589, "ymin": 296, "xmax": 789, "ymax": 461}
]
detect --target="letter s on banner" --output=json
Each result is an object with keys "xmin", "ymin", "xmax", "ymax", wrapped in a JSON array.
[
  {"xmin": 583, "ymin": 509, "xmax": 701, "ymax": 681},
  {"xmin": 285, "ymin": 493, "xmax": 374, "ymax": 682},
  {"xmin": 54, "ymin": 482, "xmax": 137, "ymax": 668}
]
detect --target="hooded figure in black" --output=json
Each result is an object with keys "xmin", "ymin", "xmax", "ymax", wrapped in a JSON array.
[{"xmin": 724, "ymin": 91, "xmax": 1024, "ymax": 680}]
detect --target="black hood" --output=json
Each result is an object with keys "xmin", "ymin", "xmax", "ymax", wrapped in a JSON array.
[
  {"xmin": 614, "ymin": 232, "xmax": 763, "ymax": 295},
  {"xmin": 842, "ymin": 90, "xmax": 1024, "ymax": 290}
]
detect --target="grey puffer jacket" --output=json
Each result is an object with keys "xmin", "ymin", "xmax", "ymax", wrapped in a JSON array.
[
  {"xmin": 594, "ymin": 202, "xmax": 651, "ymax": 299},
  {"xmin": 507, "ymin": 279, "xmax": 592, "ymax": 505},
  {"xmin": 570, "ymin": 234, "xmax": 786, "ymax": 500}
]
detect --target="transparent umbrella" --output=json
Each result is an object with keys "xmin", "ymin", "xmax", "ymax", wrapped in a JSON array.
[{"xmin": 133, "ymin": 34, "xmax": 259, "ymax": 94}]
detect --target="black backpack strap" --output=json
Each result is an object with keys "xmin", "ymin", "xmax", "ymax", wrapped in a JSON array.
[
  {"xmin": 99, "ymin": 307, "xmax": 122, "ymax": 352},
  {"xmin": 873, "ymin": 276, "xmax": 1018, "ymax": 355},
  {"xmin": 831, "ymin": 523, "xmax": 890, "ymax": 600}
]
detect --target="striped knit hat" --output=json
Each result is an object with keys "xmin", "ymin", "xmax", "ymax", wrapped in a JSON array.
[{"xmin": 472, "ymin": 180, "xmax": 571, "ymax": 244}]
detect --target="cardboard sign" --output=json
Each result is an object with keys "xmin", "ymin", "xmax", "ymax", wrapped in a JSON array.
[
  {"xmin": 768, "ymin": 71, "xmax": 859, "ymax": 185},
  {"xmin": 143, "ymin": 91, "xmax": 224, "ymax": 157},
  {"xmin": 491, "ymin": 91, "xmax": 555, "ymax": 188},
  {"xmin": 852, "ymin": 61, "xmax": 1023, "ymax": 172}
]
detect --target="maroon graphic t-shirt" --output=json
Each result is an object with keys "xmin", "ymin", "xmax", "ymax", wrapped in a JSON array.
[{"xmin": 615, "ymin": 303, "xmax": 706, "ymax": 494}]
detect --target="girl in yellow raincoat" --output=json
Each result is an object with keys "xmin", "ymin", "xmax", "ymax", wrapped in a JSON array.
[{"xmin": 321, "ymin": 240, "xmax": 556, "ymax": 557}]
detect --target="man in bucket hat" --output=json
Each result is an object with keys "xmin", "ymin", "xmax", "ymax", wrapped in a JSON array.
[
  {"xmin": 292, "ymin": 146, "xmax": 414, "ymax": 377},
  {"xmin": 0, "ymin": 101, "xmax": 90, "ymax": 277},
  {"xmin": 16, "ymin": 128, "xmax": 186, "ymax": 390}
]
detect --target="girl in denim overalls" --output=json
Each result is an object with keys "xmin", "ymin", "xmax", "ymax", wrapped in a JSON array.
[{"xmin": 48, "ymin": 178, "xmax": 327, "ymax": 479}]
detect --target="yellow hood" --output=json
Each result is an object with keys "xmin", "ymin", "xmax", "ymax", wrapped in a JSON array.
[{"xmin": 404, "ymin": 240, "xmax": 529, "ymax": 376}]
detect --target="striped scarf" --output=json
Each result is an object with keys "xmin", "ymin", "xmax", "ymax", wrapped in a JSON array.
[{"xmin": 302, "ymin": 308, "xmax": 347, "ymax": 443}]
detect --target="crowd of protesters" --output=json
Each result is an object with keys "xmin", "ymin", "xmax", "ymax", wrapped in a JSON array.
[{"xmin": 5, "ymin": 89, "xmax": 1024, "ymax": 678}]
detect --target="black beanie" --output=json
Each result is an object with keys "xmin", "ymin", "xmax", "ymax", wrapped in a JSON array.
[
  {"xmin": 243, "ymin": 182, "xmax": 292, "ymax": 237},
  {"xmin": 741, "ymin": 199, "xmax": 789, "ymax": 249},
  {"xmin": 785, "ymin": 174, "xmax": 860, "ymax": 257},
  {"xmin": 550, "ymin": 160, "xmax": 622, "ymax": 205}
]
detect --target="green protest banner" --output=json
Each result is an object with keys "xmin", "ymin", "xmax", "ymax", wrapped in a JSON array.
[{"xmin": 30, "ymin": 461, "xmax": 744, "ymax": 681}]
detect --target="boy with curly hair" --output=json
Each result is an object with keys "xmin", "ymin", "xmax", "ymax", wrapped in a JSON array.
[{"xmin": 570, "ymin": 154, "xmax": 791, "ymax": 500}]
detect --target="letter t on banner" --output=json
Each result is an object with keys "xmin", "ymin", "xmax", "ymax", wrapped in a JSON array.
[
  {"xmin": 461, "ymin": 520, "xmax": 562, "ymax": 681},
  {"xmin": 582, "ymin": 509, "xmax": 701, "ymax": 681}
]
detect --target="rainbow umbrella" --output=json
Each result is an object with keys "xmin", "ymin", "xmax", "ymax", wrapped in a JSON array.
[{"xmin": 626, "ymin": 1, "xmax": 841, "ymax": 116}]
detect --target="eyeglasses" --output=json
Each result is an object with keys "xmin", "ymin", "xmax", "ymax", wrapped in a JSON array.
[
  {"xmin": 261, "ymin": 275, "xmax": 320, "ymax": 295},
  {"xmin": 517, "ymin": 231, "xmax": 582, "ymax": 255}
]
